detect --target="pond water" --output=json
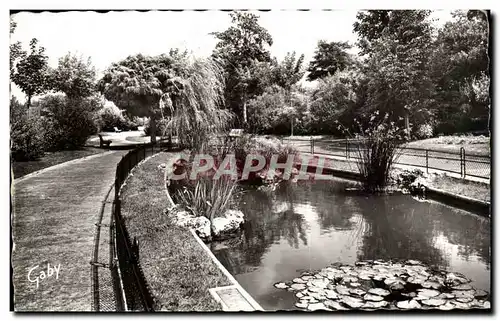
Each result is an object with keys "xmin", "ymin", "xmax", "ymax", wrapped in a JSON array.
[{"xmin": 210, "ymin": 179, "xmax": 491, "ymax": 311}]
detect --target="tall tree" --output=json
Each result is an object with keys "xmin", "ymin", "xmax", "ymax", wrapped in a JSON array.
[
  {"xmin": 353, "ymin": 10, "xmax": 391, "ymax": 56},
  {"xmin": 307, "ymin": 41, "xmax": 353, "ymax": 81},
  {"xmin": 10, "ymin": 19, "xmax": 24, "ymax": 78},
  {"xmin": 211, "ymin": 12, "xmax": 273, "ymax": 126},
  {"xmin": 273, "ymin": 51, "xmax": 305, "ymax": 91},
  {"xmin": 12, "ymin": 38, "xmax": 49, "ymax": 108},
  {"xmin": 49, "ymin": 53, "xmax": 97, "ymax": 99}
]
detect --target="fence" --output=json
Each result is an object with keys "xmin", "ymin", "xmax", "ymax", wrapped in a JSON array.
[
  {"xmin": 93, "ymin": 140, "xmax": 173, "ymax": 312},
  {"xmin": 282, "ymin": 137, "xmax": 490, "ymax": 180}
]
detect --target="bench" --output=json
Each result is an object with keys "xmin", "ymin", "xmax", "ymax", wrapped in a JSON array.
[
  {"xmin": 98, "ymin": 134, "xmax": 112, "ymax": 148},
  {"xmin": 113, "ymin": 126, "xmax": 122, "ymax": 133}
]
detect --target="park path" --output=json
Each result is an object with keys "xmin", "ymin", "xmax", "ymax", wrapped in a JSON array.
[{"xmin": 12, "ymin": 150, "xmax": 128, "ymax": 311}]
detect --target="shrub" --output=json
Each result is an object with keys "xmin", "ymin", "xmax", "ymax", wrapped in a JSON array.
[
  {"xmin": 144, "ymin": 118, "xmax": 169, "ymax": 137},
  {"xmin": 10, "ymin": 97, "xmax": 45, "ymax": 161},
  {"xmin": 416, "ymin": 123, "xmax": 434, "ymax": 139},
  {"xmin": 98, "ymin": 103, "xmax": 138, "ymax": 131},
  {"xmin": 40, "ymin": 93, "xmax": 101, "ymax": 151}
]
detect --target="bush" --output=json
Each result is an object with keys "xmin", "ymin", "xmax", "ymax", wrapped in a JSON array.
[
  {"xmin": 98, "ymin": 103, "xmax": 138, "ymax": 131},
  {"xmin": 10, "ymin": 98, "xmax": 46, "ymax": 161},
  {"xmin": 40, "ymin": 93, "xmax": 101, "ymax": 151},
  {"xmin": 144, "ymin": 118, "xmax": 169, "ymax": 137}
]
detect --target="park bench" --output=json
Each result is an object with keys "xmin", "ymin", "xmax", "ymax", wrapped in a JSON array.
[
  {"xmin": 98, "ymin": 134, "xmax": 112, "ymax": 148},
  {"xmin": 113, "ymin": 126, "xmax": 122, "ymax": 133}
]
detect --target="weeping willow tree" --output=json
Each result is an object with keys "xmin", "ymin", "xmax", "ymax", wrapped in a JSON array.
[{"xmin": 160, "ymin": 57, "xmax": 233, "ymax": 153}]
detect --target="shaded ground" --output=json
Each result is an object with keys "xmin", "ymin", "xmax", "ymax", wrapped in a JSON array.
[
  {"xmin": 119, "ymin": 152, "xmax": 231, "ymax": 311},
  {"xmin": 11, "ymin": 147, "xmax": 106, "ymax": 179},
  {"xmin": 12, "ymin": 151, "xmax": 127, "ymax": 311}
]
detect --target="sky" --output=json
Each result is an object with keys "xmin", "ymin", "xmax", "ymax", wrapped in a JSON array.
[{"xmin": 9, "ymin": 10, "xmax": 454, "ymax": 100}]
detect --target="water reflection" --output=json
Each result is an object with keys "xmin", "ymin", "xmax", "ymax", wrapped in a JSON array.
[{"xmin": 211, "ymin": 179, "xmax": 491, "ymax": 310}]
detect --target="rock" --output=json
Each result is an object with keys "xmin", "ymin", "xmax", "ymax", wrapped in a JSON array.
[
  {"xmin": 325, "ymin": 290, "xmax": 339, "ymax": 300},
  {"xmin": 452, "ymin": 284, "xmax": 472, "ymax": 291},
  {"xmin": 274, "ymin": 282, "xmax": 287, "ymax": 289},
  {"xmin": 291, "ymin": 283, "xmax": 306, "ymax": 291},
  {"xmin": 474, "ymin": 289, "xmax": 488, "ymax": 298},
  {"xmin": 340, "ymin": 296, "xmax": 364, "ymax": 308},
  {"xmin": 307, "ymin": 302, "xmax": 329, "ymax": 311},
  {"xmin": 190, "ymin": 216, "xmax": 211, "ymax": 239},
  {"xmin": 416, "ymin": 289, "xmax": 440, "ymax": 299},
  {"xmin": 324, "ymin": 300, "xmax": 349, "ymax": 311},
  {"xmin": 349, "ymin": 288, "xmax": 366, "ymax": 296},
  {"xmin": 364, "ymin": 294, "xmax": 384, "ymax": 302},
  {"xmin": 211, "ymin": 209, "xmax": 244, "ymax": 236},
  {"xmin": 421, "ymin": 299, "xmax": 446, "ymax": 307},
  {"xmin": 363, "ymin": 301, "xmax": 388, "ymax": 309},
  {"xmin": 368, "ymin": 288, "xmax": 390, "ymax": 297},
  {"xmin": 295, "ymin": 301, "xmax": 308, "ymax": 309},
  {"xmin": 397, "ymin": 300, "xmax": 422, "ymax": 309}
]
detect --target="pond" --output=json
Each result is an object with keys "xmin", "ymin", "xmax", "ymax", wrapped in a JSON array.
[{"xmin": 210, "ymin": 178, "xmax": 491, "ymax": 311}]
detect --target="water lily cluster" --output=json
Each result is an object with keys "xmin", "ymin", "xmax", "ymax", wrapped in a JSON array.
[{"xmin": 274, "ymin": 259, "xmax": 490, "ymax": 311}]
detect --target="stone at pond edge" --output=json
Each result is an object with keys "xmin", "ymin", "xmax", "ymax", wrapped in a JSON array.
[
  {"xmin": 397, "ymin": 300, "xmax": 422, "ymax": 309},
  {"xmin": 211, "ymin": 209, "xmax": 244, "ymax": 237}
]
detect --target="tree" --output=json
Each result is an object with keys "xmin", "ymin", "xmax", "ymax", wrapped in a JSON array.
[
  {"xmin": 307, "ymin": 41, "xmax": 353, "ymax": 81},
  {"xmin": 212, "ymin": 12, "xmax": 273, "ymax": 126},
  {"xmin": 10, "ymin": 19, "xmax": 24, "ymax": 78},
  {"xmin": 98, "ymin": 54, "xmax": 177, "ymax": 143},
  {"xmin": 273, "ymin": 51, "xmax": 305, "ymax": 91},
  {"xmin": 430, "ymin": 10, "xmax": 490, "ymax": 133},
  {"xmin": 12, "ymin": 38, "xmax": 49, "ymax": 108},
  {"xmin": 49, "ymin": 53, "xmax": 97, "ymax": 99},
  {"xmin": 353, "ymin": 10, "xmax": 391, "ymax": 55}
]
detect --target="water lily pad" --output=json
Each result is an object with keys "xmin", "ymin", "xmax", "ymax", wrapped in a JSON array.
[
  {"xmin": 364, "ymin": 294, "xmax": 384, "ymax": 302},
  {"xmin": 406, "ymin": 260, "xmax": 422, "ymax": 265},
  {"xmin": 374, "ymin": 260, "xmax": 388, "ymax": 265},
  {"xmin": 308, "ymin": 286, "xmax": 322, "ymax": 293},
  {"xmin": 358, "ymin": 273, "xmax": 372, "ymax": 280},
  {"xmin": 436, "ymin": 292, "xmax": 455, "ymax": 299},
  {"xmin": 474, "ymin": 289, "xmax": 488, "ymax": 298},
  {"xmin": 349, "ymin": 288, "xmax": 366, "ymax": 296},
  {"xmin": 417, "ymin": 289, "xmax": 440, "ymax": 298},
  {"xmin": 445, "ymin": 273, "xmax": 469, "ymax": 286},
  {"xmin": 274, "ymin": 282, "xmax": 287, "ymax": 289},
  {"xmin": 368, "ymin": 288, "xmax": 390, "ymax": 297},
  {"xmin": 450, "ymin": 300, "xmax": 471, "ymax": 309},
  {"xmin": 336, "ymin": 285, "xmax": 351, "ymax": 296},
  {"xmin": 296, "ymin": 292, "xmax": 304, "ymax": 298},
  {"xmin": 350, "ymin": 282, "xmax": 361, "ymax": 287},
  {"xmin": 421, "ymin": 299, "xmax": 446, "ymax": 307},
  {"xmin": 311, "ymin": 278, "xmax": 330, "ymax": 288},
  {"xmin": 355, "ymin": 261, "xmax": 369, "ymax": 266},
  {"xmin": 301, "ymin": 275, "xmax": 314, "ymax": 281},
  {"xmin": 407, "ymin": 276, "xmax": 426, "ymax": 285},
  {"xmin": 343, "ymin": 276, "xmax": 358, "ymax": 283},
  {"xmin": 397, "ymin": 300, "xmax": 422, "ymax": 309},
  {"xmin": 293, "ymin": 278, "xmax": 306, "ymax": 284},
  {"xmin": 363, "ymin": 300, "xmax": 388, "ymax": 309},
  {"xmin": 452, "ymin": 284, "xmax": 472, "ymax": 291},
  {"xmin": 422, "ymin": 281, "xmax": 442, "ymax": 290},
  {"xmin": 455, "ymin": 297, "xmax": 473, "ymax": 303},
  {"xmin": 325, "ymin": 289, "xmax": 339, "ymax": 300},
  {"xmin": 341, "ymin": 295, "xmax": 364, "ymax": 308},
  {"xmin": 452, "ymin": 290, "xmax": 475, "ymax": 299},
  {"xmin": 308, "ymin": 302, "xmax": 329, "ymax": 311},
  {"xmin": 483, "ymin": 301, "xmax": 491, "ymax": 309},
  {"xmin": 439, "ymin": 302, "xmax": 455, "ymax": 310},
  {"xmin": 291, "ymin": 283, "xmax": 306, "ymax": 291},
  {"xmin": 295, "ymin": 301, "xmax": 308, "ymax": 309},
  {"xmin": 324, "ymin": 300, "xmax": 349, "ymax": 311}
]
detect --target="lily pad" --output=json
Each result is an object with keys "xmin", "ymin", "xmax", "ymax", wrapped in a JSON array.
[
  {"xmin": 422, "ymin": 281, "xmax": 442, "ymax": 290},
  {"xmin": 274, "ymin": 282, "xmax": 287, "ymax": 289},
  {"xmin": 308, "ymin": 286, "xmax": 322, "ymax": 293},
  {"xmin": 343, "ymin": 276, "xmax": 358, "ymax": 283},
  {"xmin": 368, "ymin": 288, "xmax": 390, "ymax": 297},
  {"xmin": 324, "ymin": 300, "xmax": 349, "ymax": 311},
  {"xmin": 452, "ymin": 284, "xmax": 472, "ymax": 291},
  {"xmin": 397, "ymin": 300, "xmax": 422, "ymax": 309},
  {"xmin": 364, "ymin": 294, "xmax": 384, "ymax": 302},
  {"xmin": 295, "ymin": 301, "xmax": 308, "ymax": 309},
  {"xmin": 483, "ymin": 301, "xmax": 491, "ymax": 309},
  {"xmin": 474, "ymin": 289, "xmax": 488, "ymax": 298},
  {"xmin": 296, "ymin": 292, "xmax": 304, "ymax": 299},
  {"xmin": 416, "ymin": 289, "xmax": 440, "ymax": 298},
  {"xmin": 421, "ymin": 299, "xmax": 446, "ymax": 307},
  {"xmin": 450, "ymin": 300, "xmax": 471, "ymax": 309},
  {"xmin": 341, "ymin": 295, "xmax": 365, "ymax": 308},
  {"xmin": 336, "ymin": 285, "xmax": 351, "ymax": 296},
  {"xmin": 311, "ymin": 278, "xmax": 330, "ymax": 288},
  {"xmin": 455, "ymin": 297, "xmax": 473, "ymax": 303},
  {"xmin": 363, "ymin": 300, "xmax": 388, "ymax": 309},
  {"xmin": 452, "ymin": 290, "xmax": 475, "ymax": 299},
  {"xmin": 358, "ymin": 273, "xmax": 372, "ymax": 280},
  {"xmin": 293, "ymin": 278, "xmax": 306, "ymax": 284},
  {"xmin": 439, "ymin": 302, "xmax": 455, "ymax": 310},
  {"xmin": 307, "ymin": 302, "xmax": 329, "ymax": 311},
  {"xmin": 325, "ymin": 290, "xmax": 340, "ymax": 300},
  {"xmin": 436, "ymin": 292, "xmax": 455, "ymax": 299},
  {"xmin": 406, "ymin": 260, "xmax": 422, "ymax": 265},
  {"xmin": 290, "ymin": 283, "xmax": 306, "ymax": 291},
  {"xmin": 349, "ymin": 288, "xmax": 366, "ymax": 296},
  {"xmin": 301, "ymin": 275, "xmax": 314, "ymax": 281}
]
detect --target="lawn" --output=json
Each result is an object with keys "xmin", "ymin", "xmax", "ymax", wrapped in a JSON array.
[
  {"xmin": 11, "ymin": 147, "xmax": 107, "ymax": 179},
  {"xmin": 119, "ymin": 152, "xmax": 231, "ymax": 311},
  {"xmin": 405, "ymin": 135, "xmax": 490, "ymax": 155},
  {"xmin": 425, "ymin": 174, "xmax": 490, "ymax": 203}
]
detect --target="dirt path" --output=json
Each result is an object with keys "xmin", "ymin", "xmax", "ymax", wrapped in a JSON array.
[{"xmin": 11, "ymin": 150, "xmax": 128, "ymax": 311}]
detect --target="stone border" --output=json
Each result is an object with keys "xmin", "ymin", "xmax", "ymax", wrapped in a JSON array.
[
  {"xmin": 13, "ymin": 151, "xmax": 116, "ymax": 183},
  {"xmin": 190, "ymin": 229, "xmax": 264, "ymax": 311}
]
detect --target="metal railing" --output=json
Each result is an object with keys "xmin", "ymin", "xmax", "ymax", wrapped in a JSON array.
[
  {"xmin": 109, "ymin": 140, "xmax": 172, "ymax": 311},
  {"xmin": 282, "ymin": 137, "xmax": 490, "ymax": 180}
]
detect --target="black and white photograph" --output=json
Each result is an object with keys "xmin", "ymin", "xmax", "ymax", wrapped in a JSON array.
[{"xmin": 9, "ymin": 7, "xmax": 492, "ymax": 313}]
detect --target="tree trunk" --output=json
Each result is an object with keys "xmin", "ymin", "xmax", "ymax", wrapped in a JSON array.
[
  {"xmin": 243, "ymin": 100, "xmax": 247, "ymax": 126},
  {"xmin": 150, "ymin": 116, "xmax": 157, "ymax": 144},
  {"xmin": 26, "ymin": 94, "xmax": 32, "ymax": 109}
]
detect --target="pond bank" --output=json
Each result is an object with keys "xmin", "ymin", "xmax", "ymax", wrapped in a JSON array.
[{"xmin": 119, "ymin": 152, "xmax": 231, "ymax": 311}]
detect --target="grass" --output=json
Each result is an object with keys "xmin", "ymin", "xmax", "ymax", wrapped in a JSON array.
[
  {"xmin": 405, "ymin": 135, "xmax": 490, "ymax": 155},
  {"xmin": 11, "ymin": 147, "xmax": 107, "ymax": 179},
  {"xmin": 119, "ymin": 152, "xmax": 231, "ymax": 311},
  {"xmin": 425, "ymin": 175, "xmax": 490, "ymax": 203}
]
